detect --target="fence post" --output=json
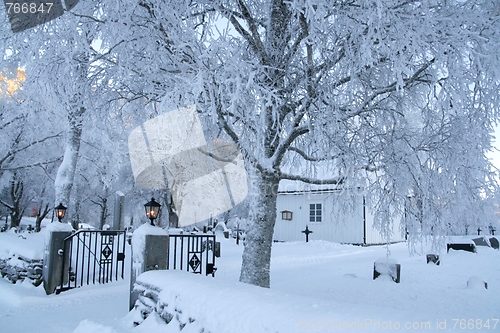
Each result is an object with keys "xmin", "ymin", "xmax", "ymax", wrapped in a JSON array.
[
  {"xmin": 43, "ymin": 226, "xmax": 72, "ymax": 295},
  {"xmin": 129, "ymin": 225, "xmax": 169, "ymax": 310}
]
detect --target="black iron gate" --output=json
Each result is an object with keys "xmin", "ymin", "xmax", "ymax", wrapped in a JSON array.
[
  {"xmin": 168, "ymin": 234, "xmax": 217, "ymax": 276},
  {"xmin": 57, "ymin": 230, "xmax": 127, "ymax": 293}
]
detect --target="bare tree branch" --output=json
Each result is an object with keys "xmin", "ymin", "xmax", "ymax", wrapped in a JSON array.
[{"xmin": 0, "ymin": 199, "xmax": 14, "ymax": 210}]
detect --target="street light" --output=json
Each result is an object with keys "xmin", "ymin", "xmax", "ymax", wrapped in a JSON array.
[
  {"xmin": 144, "ymin": 197, "xmax": 161, "ymax": 226},
  {"xmin": 55, "ymin": 203, "xmax": 67, "ymax": 222}
]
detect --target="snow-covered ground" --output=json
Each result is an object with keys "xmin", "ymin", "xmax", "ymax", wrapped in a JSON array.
[{"xmin": 0, "ymin": 226, "xmax": 499, "ymax": 332}]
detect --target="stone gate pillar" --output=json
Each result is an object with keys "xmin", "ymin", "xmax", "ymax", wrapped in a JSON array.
[
  {"xmin": 43, "ymin": 223, "xmax": 73, "ymax": 295},
  {"xmin": 129, "ymin": 224, "xmax": 169, "ymax": 310},
  {"xmin": 113, "ymin": 191, "xmax": 125, "ymax": 230}
]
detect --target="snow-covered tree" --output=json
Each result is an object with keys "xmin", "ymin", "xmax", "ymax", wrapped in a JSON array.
[
  {"xmin": 75, "ymin": 100, "xmax": 138, "ymax": 229},
  {"xmin": 3, "ymin": 0, "xmax": 499, "ymax": 287},
  {"xmin": 91, "ymin": 0, "xmax": 500, "ymax": 287},
  {"xmin": 0, "ymin": 173, "xmax": 25, "ymax": 228},
  {"xmin": 0, "ymin": 67, "xmax": 62, "ymax": 230},
  {"xmin": 1, "ymin": 4, "xmax": 136, "ymax": 229},
  {"xmin": 0, "ymin": 70, "xmax": 61, "ymax": 179},
  {"xmin": 1, "ymin": 1, "xmax": 107, "ymax": 218}
]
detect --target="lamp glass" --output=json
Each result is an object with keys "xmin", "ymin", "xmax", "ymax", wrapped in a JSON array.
[
  {"xmin": 144, "ymin": 198, "xmax": 161, "ymax": 220},
  {"xmin": 55, "ymin": 203, "xmax": 67, "ymax": 221}
]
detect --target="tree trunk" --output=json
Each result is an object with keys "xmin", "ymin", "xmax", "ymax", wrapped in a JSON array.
[
  {"xmin": 71, "ymin": 198, "xmax": 81, "ymax": 230},
  {"xmin": 164, "ymin": 189, "xmax": 178, "ymax": 229},
  {"xmin": 54, "ymin": 106, "xmax": 84, "ymax": 208},
  {"xmin": 35, "ymin": 203, "xmax": 50, "ymax": 232},
  {"xmin": 99, "ymin": 197, "xmax": 108, "ymax": 230},
  {"xmin": 10, "ymin": 208, "xmax": 22, "ymax": 229},
  {"xmin": 239, "ymin": 171, "xmax": 280, "ymax": 288},
  {"xmin": 1, "ymin": 175, "xmax": 25, "ymax": 229}
]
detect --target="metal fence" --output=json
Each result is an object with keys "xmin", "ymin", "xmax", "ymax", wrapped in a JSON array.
[
  {"xmin": 56, "ymin": 231, "xmax": 215, "ymax": 294},
  {"xmin": 57, "ymin": 230, "xmax": 127, "ymax": 293},
  {"xmin": 168, "ymin": 234, "xmax": 217, "ymax": 276}
]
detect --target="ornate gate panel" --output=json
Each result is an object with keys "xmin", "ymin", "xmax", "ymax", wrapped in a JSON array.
[
  {"xmin": 168, "ymin": 234, "xmax": 216, "ymax": 276},
  {"xmin": 57, "ymin": 230, "xmax": 126, "ymax": 293}
]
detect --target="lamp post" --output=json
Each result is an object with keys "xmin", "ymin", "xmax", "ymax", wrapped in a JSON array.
[
  {"xmin": 144, "ymin": 197, "xmax": 161, "ymax": 226},
  {"xmin": 55, "ymin": 203, "xmax": 67, "ymax": 222}
]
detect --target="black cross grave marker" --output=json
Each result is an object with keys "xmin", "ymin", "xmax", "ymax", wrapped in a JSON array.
[
  {"xmin": 489, "ymin": 225, "xmax": 496, "ymax": 236},
  {"xmin": 234, "ymin": 223, "xmax": 243, "ymax": 245},
  {"xmin": 302, "ymin": 225, "xmax": 313, "ymax": 242}
]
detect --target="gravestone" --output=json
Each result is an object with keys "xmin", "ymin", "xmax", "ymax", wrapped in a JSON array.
[
  {"xmin": 447, "ymin": 243, "xmax": 476, "ymax": 253},
  {"xmin": 373, "ymin": 259, "xmax": 401, "ymax": 283},
  {"xmin": 467, "ymin": 276, "xmax": 488, "ymax": 290},
  {"xmin": 489, "ymin": 237, "xmax": 499, "ymax": 250},
  {"xmin": 472, "ymin": 237, "xmax": 490, "ymax": 247},
  {"xmin": 426, "ymin": 254, "xmax": 440, "ymax": 265}
]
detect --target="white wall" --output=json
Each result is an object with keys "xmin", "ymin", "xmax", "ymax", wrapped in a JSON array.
[
  {"xmin": 274, "ymin": 190, "xmax": 405, "ymax": 245},
  {"xmin": 274, "ymin": 191, "xmax": 364, "ymax": 243},
  {"xmin": 363, "ymin": 208, "xmax": 406, "ymax": 244}
]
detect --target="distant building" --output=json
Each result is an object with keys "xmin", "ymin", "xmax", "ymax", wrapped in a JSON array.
[{"xmin": 273, "ymin": 185, "xmax": 405, "ymax": 245}]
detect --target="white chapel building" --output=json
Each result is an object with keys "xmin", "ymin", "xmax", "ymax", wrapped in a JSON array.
[{"xmin": 273, "ymin": 182, "xmax": 406, "ymax": 245}]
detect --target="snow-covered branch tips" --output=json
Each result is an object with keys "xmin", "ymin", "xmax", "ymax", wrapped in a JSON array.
[
  {"xmin": 128, "ymin": 105, "xmax": 248, "ymax": 227},
  {"xmin": 3, "ymin": 0, "xmax": 80, "ymax": 33}
]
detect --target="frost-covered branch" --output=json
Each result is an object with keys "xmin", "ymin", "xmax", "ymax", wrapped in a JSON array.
[
  {"xmin": 0, "ymin": 199, "xmax": 14, "ymax": 211},
  {"xmin": 344, "ymin": 59, "xmax": 436, "ymax": 120},
  {"xmin": 197, "ymin": 147, "xmax": 238, "ymax": 165},
  {"xmin": 0, "ymin": 133, "xmax": 60, "ymax": 171},
  {"xmin": 288, "ymin": 146, "xmax": 343, "ymax": 162},
  {"xmin": 0, "ymin": 115, "xmax": 24, "ymax": 132},
  {"xmin": 279, "ymin": 172, "xmax": 343, "ymax": 185},
  {"xmin": 222, "ymin": 0, "xmax": 269, "ymax": 64},
  {"xmin": 8, "ymin": 133, "xmax": 61, "ymax": 158},
  {"xmin": 1, "ymin": 157, "xmax": 63, "ymax": 171},
  {"xmin": 69, "ymin": 11, "xmax": 106, "ymax": 24},
  {"xmin": 272, "ymin": 125, "xmax": 309, "ymax": 168}
]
